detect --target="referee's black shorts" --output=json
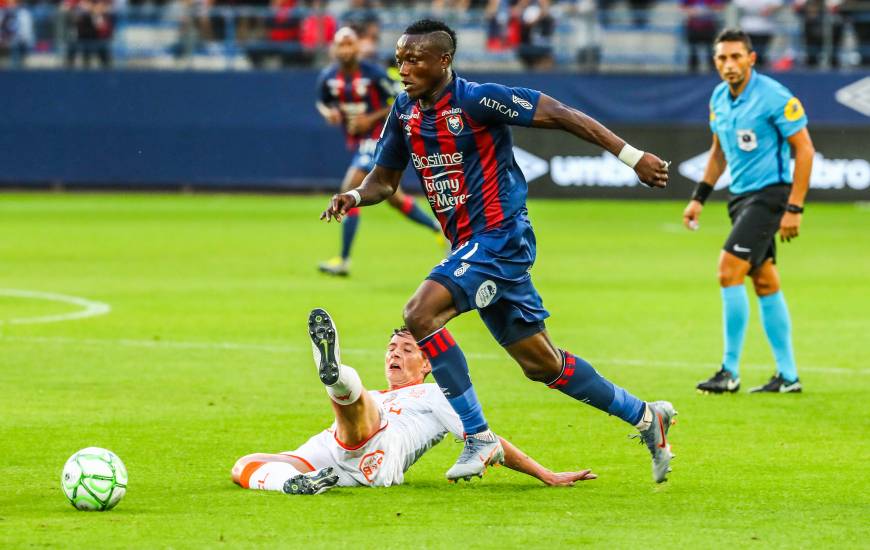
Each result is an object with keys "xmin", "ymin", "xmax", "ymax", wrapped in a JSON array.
[{"xmin": 723, "ymin": 183, "xmax": 790, "ymax": 269}]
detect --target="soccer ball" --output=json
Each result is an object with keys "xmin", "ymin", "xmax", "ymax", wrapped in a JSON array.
[{"xmin": 61, "ymin": 447, "xmax": 127, "ymax": 511}]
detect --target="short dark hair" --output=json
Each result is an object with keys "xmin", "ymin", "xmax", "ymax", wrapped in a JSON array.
[
  {"xmin": 404, "ymin": 19, "xmax": 457, "ymax": 56},
  {"xmin": 392, "ymin": 326, "xmax": 413, "ymax": 338},
  {"xmin": 714, "ymin": 28, "xmax": 753, "ymax": 52}
]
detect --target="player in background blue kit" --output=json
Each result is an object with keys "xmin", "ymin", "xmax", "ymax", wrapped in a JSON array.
[
  {"xmin": 321, "ymin": 20, "xmax": 678, "ymax": 483},
  {"xmin": 315, "ymin": 27, "xmax": 442, "ymax": 277},
  {"xmin": 683, "ymin": 29, "xmax": 815, "ymax": 394}
]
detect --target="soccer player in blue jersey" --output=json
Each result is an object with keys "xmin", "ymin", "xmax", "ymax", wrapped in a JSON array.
[
  {"xmin": 315, "ymin": 27, "xmax": 442, "ymax": 277},
  {"xmin": 683, "ymin": 29, "xmax": 815, "ymax": 394},
  {"xmin": 321, "ymin": 20, "xmax": 678, "ymax": 483}
]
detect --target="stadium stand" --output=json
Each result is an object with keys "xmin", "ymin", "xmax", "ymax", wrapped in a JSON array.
[{"xmin": 2, "ymin": 0, "xmax": 869, "ymax": 70}]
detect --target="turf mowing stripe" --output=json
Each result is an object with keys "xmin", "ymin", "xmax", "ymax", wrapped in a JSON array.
[{"xmin": 1, "ymin": 334, "xmax": 865, "ymax": 376}]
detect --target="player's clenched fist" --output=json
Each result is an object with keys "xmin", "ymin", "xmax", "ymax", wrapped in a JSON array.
[
  {"xmin": 635, "ymin": 152, "xmax": 669, "ymax": 188},
  {"xmin": 320, "ymin": 193, "xmax": 357, "ymax": 223}
]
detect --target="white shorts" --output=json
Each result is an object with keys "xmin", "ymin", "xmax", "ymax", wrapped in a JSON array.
[{"xmin": 281, "ymin": 419, "xmax": 406, "ymax": 488}]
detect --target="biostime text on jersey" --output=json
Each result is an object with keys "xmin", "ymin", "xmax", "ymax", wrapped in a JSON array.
[{"xmin": 412, "ymin": 152, "xmax": 469, "ymax": 213}]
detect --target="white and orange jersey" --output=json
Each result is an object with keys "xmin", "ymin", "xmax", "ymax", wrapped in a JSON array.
[{"xmin": 283, "ymin": 383, "xmax": 463, "ymax": 487}]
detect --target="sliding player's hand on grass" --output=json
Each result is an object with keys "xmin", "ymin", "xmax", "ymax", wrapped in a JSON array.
[
  {"xmin": 320, "ymin": 193, "xmax": 357, "ymax": 223},
  {"xmin": 635, "ymin": 152, "xmax": 669, "ymax": 188},
  {"xmin": 542, "ymin": 469, "xmax": 598, "ymax": 486}
]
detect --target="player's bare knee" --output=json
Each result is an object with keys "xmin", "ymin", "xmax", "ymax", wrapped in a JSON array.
[
  {"xmin": 519, "ymin": 357, "xmax": 561, "ymax": 383},
  {"xmin": 522, "ymin": 365, "xmax": 554, "ymax": 383},
  {"xmin": 402, "ymin": 303, "xmax": 434, "ymax": 339}
]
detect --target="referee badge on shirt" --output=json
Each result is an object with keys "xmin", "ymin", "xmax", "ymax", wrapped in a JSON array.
[
  {"xmin": 446, "ymin": 115, "xmax": 464, "ymax": 136},
  {"xmin": 737, "ymin": 129, "xmax": 758, "ymax": 152}
]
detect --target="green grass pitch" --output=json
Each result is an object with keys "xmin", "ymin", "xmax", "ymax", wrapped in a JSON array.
[{"xmin": 1, "ymin": 193, "xmax": 868, "ymax": 548}]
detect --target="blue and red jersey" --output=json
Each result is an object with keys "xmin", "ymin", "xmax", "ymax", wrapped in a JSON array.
[
  {"xmin": 315, "ymin": 60, "xmax": 399, "ymax": 149},
  {"xmin": 373, "ymin": 74, "xmax": 541, "ymax": 246}
]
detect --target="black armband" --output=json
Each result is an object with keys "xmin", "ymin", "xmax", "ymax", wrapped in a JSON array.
[
  {"xmin": 786, "ymin": 203, "xmax": 804, "ymax": 214},
  {"xmin": 691, "ymin": 181, "xmax": 714, "ymax": 204}
]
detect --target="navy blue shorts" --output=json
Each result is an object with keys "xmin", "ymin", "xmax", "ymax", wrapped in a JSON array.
[
  {"xmin": 427, "ymin": 213, "xmax": 550, "ymax": 347},
  {"xmin": 350, "ymin": 139, "xmax": 377, "ymax": 173}
]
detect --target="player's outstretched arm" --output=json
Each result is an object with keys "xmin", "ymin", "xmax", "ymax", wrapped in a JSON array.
[
  {"xmin": 683, "ymin": 133, "xmax": 727, "ymax": 230},
  {"xmin": 499, "ymin": 437, "xmax": 597, "ymax": 486},
  {"xmin": 530, "ymin": 94, "xmax": 668, "ymax": 188},
  {"xmin": 320, "ymin": 165, "xmax": 403, "ymax": 223}
]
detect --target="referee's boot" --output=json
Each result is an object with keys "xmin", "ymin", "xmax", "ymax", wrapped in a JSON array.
[
  {"xmin": 750, "ymin": 373, "xmax": 803, "ymax": 393},
  {"xmin": 696, "ymin": 366, "xmax": 741, "ymax": 394}
]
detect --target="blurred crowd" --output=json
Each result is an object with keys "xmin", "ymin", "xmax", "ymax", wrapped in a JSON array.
[{"xmin": 1, "ymin": 0, "xmax": 869, "ymax": 69}]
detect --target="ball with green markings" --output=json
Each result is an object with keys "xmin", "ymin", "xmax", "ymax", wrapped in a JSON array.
[{"xmin": 61, "ymin": 447, "xmax": 127, "ymax": 511}]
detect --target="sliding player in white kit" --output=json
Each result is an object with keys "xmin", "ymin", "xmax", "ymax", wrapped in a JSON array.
[{"xmin": 232, "ymin": 308, "xmax": 597, "ymax": 494}]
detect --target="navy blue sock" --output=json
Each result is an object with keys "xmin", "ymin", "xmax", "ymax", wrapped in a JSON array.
[
  {"xmin": 418, "ymin": 328, "xmax": 488, "ymax": 435},
  {"xmin": 399, "ymin": 195, "xmax": 440, "ymax": 232},
  {"xmin": 340, "ymin": 208, "xmax": 360, "ymax": 260},
  {"xmin": 548, "ymin": 351, "xmax": 646, "ymax": 426}
]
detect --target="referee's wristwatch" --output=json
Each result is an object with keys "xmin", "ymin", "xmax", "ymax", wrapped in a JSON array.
[{"xmin": 786, "ymin": 204, "xmax": 804, "ymax": 214}]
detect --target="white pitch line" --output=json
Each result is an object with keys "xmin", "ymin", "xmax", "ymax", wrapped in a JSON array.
[
  {"xmin": 0, "ymin": 334, "xmax": 865, "ymax": 376},
  {"xmin": 0, "ymin": 289, "xmax": 111, "ymax": 325}
]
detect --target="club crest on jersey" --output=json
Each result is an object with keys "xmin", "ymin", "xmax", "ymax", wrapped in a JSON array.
[
  {"xmin": 359, "ymin": 450, "xmax": 385, "ymax": 483},
  {"xmin": 446, "ymin": 115, "xmax": 464, "ymax": 136}
]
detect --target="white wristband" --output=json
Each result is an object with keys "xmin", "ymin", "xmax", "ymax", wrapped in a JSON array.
[
  {"xmin": 618, "ymin": 144, "xmax": 644, "ymax": 168},
  {"xmin": 346, "ymin": 189, "xmax": 361, "ymax": 206}
]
